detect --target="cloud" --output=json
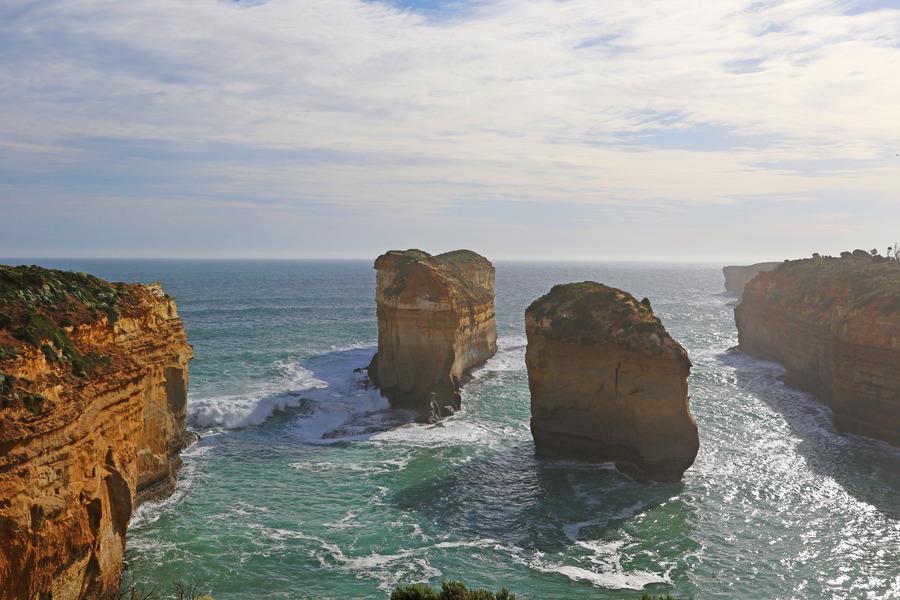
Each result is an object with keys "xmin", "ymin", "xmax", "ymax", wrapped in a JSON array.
[{"xmin": 1, "ymin": 0, "xmax": 898, "ymax": 258}]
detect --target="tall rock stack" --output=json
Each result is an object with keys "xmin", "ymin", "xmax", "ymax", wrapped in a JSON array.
[
  {"xmin": 525, "ymin": 282, "xmax": 699, "ymax": 482},
  {"xmin": 0, "ymin": 266, "xmax": 193, "ymax": 600},
  {"xmin": 367, "ymin": 249, "xmax": 497, "ymax": 419},
  {"xmin": 736, "ymin": 254, "xmax": 900, "ymax": 446}
]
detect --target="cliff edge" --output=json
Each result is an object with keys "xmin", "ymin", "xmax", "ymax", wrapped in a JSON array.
[
  {"xmin": 367, "ymin": 249, "xmax": 497, "ymax": 419},
  {"xmin": 525, "ymin": 282, "xmax": 698, "ymax": 482},
  {"xmin": 735, "ymin": 255, "xmax": 900, "ymax": 446},
  {"xmin": 723, "ymin": 262, "xmax": 780, "ymax": 296},
  {"xmin": 0, "ymin": 265, "xmax": 193, "ymax": 600}
]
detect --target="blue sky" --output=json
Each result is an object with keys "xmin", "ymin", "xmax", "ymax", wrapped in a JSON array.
[{"xmin": 1, "ymin": 0, "xmax": 899, "ymax": 261}]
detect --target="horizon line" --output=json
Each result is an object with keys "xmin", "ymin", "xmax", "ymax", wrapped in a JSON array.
[{"xmin": 0, "ymin": 255, "xmax": 790, "ymax": 266}]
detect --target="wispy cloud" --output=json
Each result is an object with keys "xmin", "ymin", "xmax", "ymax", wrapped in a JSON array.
[{"xmin": 1, "ymin": 0, "xmax": 898, "ymax": 259}]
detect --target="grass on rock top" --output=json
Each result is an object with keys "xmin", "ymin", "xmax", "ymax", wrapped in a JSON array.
[
  {"xmin": 0, "ymin": 264, "xmax": 131, "ymax": 412},
  {"xmin": 380, "ymin": 249, "xmax": 494, "ymax": 304},
  {"xmin": 527, "ymin": 281, "xmax": 667, "ymax": 343},
  {"xmin": 761, "ymin": 255, "xmax": 900, "ymax": 313}
]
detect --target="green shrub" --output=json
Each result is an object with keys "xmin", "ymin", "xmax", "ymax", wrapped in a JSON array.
[
  {"xmin": 22, "ymin": 393, "xmax": 45, "ymax": 416},
  {"xmin": 391, "ymin": 581, "xmax": 516, "ymax": 600}
]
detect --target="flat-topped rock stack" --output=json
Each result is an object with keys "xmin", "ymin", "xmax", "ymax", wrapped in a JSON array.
[
  {"xmin": 367, "ymin": 249, "xmax": 497, "ymax": 420},
  {"xmin": 736, "ymin": 254, "xmax": 900, "ymax": 446},
  {"xmin": 525, "ymin": 282, "xmax": 699, "ymax": 482}
]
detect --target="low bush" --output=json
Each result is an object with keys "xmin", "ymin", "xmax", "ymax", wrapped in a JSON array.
[
  {"xmin": 391, "ymin": 581, "xmax": 515, "ymax": 600},
  {"xmin": 390, "ymin": 582, "xmax": 678, "ymax": 600}
]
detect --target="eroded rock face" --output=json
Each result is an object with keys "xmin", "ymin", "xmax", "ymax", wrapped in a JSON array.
[
  {"xmin": 525, "ymin": 282, "xmax": 698, "ymax": 482},
  {"xmin": 735, "ymin": 256, "xmax": 900, "ymax": 446},
  {"xmin": 0, "ymin": 266, "xmax": 193, "ymax": 600},
  {"xmin": 723, "ymin": 262, "xmax": 780, "ymax": 296},
  {"xmin": 367, "ymin": 249, "xmax": 497, "ymax": 419}
]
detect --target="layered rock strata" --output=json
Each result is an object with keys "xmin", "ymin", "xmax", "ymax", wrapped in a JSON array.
[
  {"xmin": 735, "ymin": 255, "xmax": 900, "ymax": 446},
  {"xmin": 0, "ymin": 265, "xmax": 193, "ymax": 600},
  {"xmin": 525, "ymin": 282, "xmax": 698, "ymax": 482},
  {"xmin": 367, "ymin": 250, "xmax": 497, "ymax": 419},
  {"xmin": 723, "ymin": 262, "xmax": 780, "ymax": 296}
]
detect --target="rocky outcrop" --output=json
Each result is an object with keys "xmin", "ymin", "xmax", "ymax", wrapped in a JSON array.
[
  {"xmin": 367, "ymin": 250, "xmax": 497, "ymax": 419},
  {"xmin": 525, "ymin": 282, "xmax": 698, "ymax": 482},
  {"xmin": 723, "ymin": 262, "xmax": 780, "ymax": 296},
  {"xmin": 0, "ymin": 265, "xmax": 193, "ymax": 600},
  {"xmin": 735, "ymin": 255, "xmax": 900, "ymax": 446}
]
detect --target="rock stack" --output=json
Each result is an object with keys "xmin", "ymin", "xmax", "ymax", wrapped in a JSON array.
[
  {"xmin": 525, "ymin": 282, "xmax": 698, "ymax": 482},
  {"xmin": 368, "ymin": 250, "xmax": 497, "ymax": 419}
]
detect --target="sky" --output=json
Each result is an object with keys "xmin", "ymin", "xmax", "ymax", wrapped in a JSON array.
[{"xmin": 1, "ymin": 0, "xmax": 899, "ymax": 262}]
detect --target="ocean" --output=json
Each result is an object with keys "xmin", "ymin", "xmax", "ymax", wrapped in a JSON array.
[{"xmin": 12, "ymin": 259, "xmax": 900, "ymax": 599}]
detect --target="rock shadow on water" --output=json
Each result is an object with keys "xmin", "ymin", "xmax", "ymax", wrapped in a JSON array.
[
  {"xmin": 387, "ymin": 439, "xmax": 692, "ymax": 561},
  {"xmin": 721, "ymin": 349, "xmax": 900, "ymax": 520},
  {"xmin": 189, "ymin": 346, "xmax": 421, "ymax": 440}
]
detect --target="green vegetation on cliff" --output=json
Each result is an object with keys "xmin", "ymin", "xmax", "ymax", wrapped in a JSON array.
[
  {"xmin": 759, "ymin": 255, "xmax": 900, "ymax": 313},
  {"xmin": 0, "ymin": 264, "xmax": 129, "ymax": 409},
  {"xmin": 526, "ymin": 281, "xmax": 687, "ymax": 363}
]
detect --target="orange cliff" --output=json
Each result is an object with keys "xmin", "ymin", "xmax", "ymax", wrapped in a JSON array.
[
  {"xmin": 0, "ymin": 266, "xmax": 193, "ymax": 600},
  {"xmin": 735, "ymin": 254, "xmax": 900, "ymax": 446},
  {"xmin": 367, "ymin": 250, "xmax": 497, "ymax": 420},
  {"xmin": 525, "ymin": 282, "xmax": 698, "ymax": 482}
]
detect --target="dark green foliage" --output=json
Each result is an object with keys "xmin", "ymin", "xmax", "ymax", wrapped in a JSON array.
[
  {"xmin": 0, "ymin": 344, "xmax": 17, "ymax": 361},
  {"xmin": 22, "ymin": 393, "xmax": 45, "ymax": 416},
  {"xmin": 391, "ymin": 581, "xmax": 516, "ymax": 600},
  {"xmin": 41, "ymin": 343, "xmax": 58, "ymax": 363},
  {"xmin": 641, "ymin": 595, "xmax": 676, "ymax": 600},
  {"xmin": 113, "ymin": 581, "xmax": 214, "ymax": 600}
]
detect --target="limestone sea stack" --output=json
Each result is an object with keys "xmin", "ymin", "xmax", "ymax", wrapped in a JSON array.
[
  {"xmin": 0, "ymin": 265, "xmax": 193, "ymax": 600},
  {"xmin": 723, "ymin": 262, "xmax": 780, "ymax": 296},
  {"xmin": 367, "ymin": 249, "xmax": 497, "ymax": 419},
  {"xmin": 735, "ymin": 255, "xmax": 900, "ymax": 446},
  {"xmin": 525, "ymin": 282, "xmax": 699, "ymax": 482}
]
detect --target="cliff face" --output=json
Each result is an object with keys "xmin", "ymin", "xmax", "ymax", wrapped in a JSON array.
[
  {"xmin": 723, "ymin": 262, "xmax": 780, "ymax": 296},
  {"xmin": 367, "ymin": 250, "xmax": 497, "ymax": 419},
  {"xmin": 0, "ymin": 266, "xmax": 193, "ymax": 600},
  {"xmin": 735, "ymin": 256, "xmax": 900, "ymax": 446},
  {"xmin": 525, "ymin": 282, "xmax": 698, "ymax": 482}
]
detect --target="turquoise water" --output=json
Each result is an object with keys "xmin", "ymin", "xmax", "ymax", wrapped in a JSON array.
[{"xmin": 13, "ymin": 260, "xmax": 900, "ymax": 599}]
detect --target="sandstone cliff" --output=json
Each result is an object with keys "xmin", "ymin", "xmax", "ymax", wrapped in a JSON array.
[
  {"xmin": 0, "ymin": 265, "xmax": 193, "ymax": 600},
  {"xmin": 525, "ymin": 282, "xmax": 698, "ymax": 482},
  {"xmin": 723, "ymin": 262, "xmax": 780, "ymax": 296},
  {"xmin": 735, "ymin": 255, "xmax": 900, "ymax": 446},
  {"xmin": 367, "ymin": 250, "xmax": 497, "ymax": 419}
]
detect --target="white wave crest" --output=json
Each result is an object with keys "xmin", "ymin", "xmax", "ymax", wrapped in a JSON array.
[{"xmin": 189, "ymin": 347, "xmax": 390, "ymax": 437}]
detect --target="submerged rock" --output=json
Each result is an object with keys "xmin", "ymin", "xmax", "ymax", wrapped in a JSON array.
[
  {"xmin": 367, "ymin": 249, "xmax": 497, "ymax": 420},
  {"xmin": 735, "ymin": 255, "xmax": 900, "ymax": 446},
  {"xmin": 723, "ymin": 262, "xmax": 780, "ymax": 296},
  {"xmin": 525, "ymin": 282, "xmax": 698, "ymax": 482},
  {"xmin": 0, "ymin": 265, "xmax": 193, "ymax": 600}
]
